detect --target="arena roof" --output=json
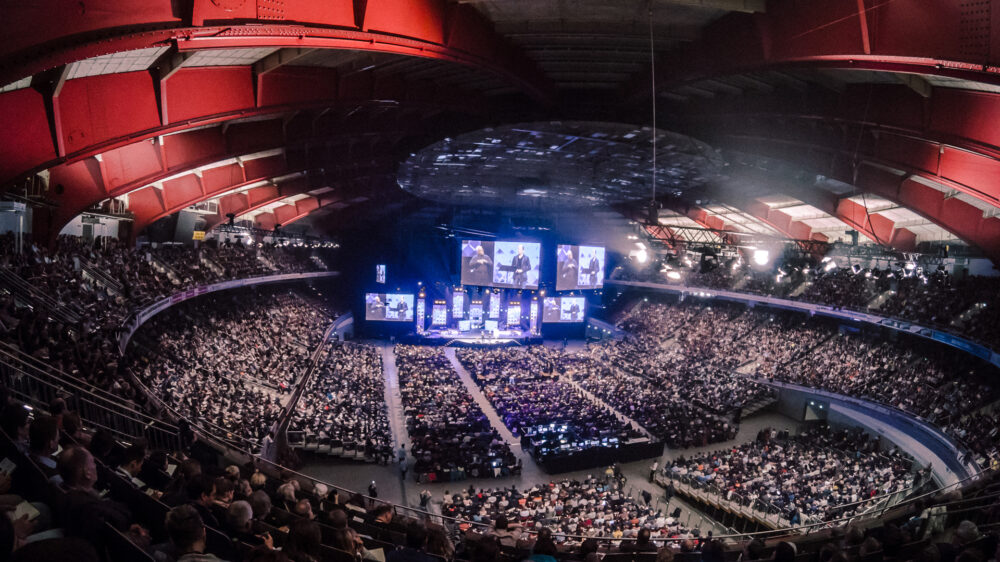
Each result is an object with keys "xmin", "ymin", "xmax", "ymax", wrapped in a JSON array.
[{"xmin": 2, "ymin": 1, "xmax": 1000, "ymax": 260}]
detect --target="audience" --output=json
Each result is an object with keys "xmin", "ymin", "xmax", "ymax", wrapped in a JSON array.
[
  {"xmin": 289, "ymin": 342, "xmax": 393, "ymax": 463},
  {"xmin": 396, "ymin": 346, "xmax": 517, "ymax": 481}
]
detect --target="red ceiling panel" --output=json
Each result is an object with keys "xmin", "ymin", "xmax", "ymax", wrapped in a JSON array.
[
  {"xmin": 270, "ymin": 1, "xmax": 355, "ymax": 28},
  {"xmin": 930, "ymin": 89, "xmax": 1000, "ymax": 151},
  {"xmin": 161, "ymin": 174, "xmax": 203, "ymax": 210},
  {"xmin": 190, "ymin": 0, "xmax": 256, "ymax": 26},
  {"xmin": 100, "ymin": 139, "xmax": 164, "ymax": 192},
  {"xmin": 255, "ymin": 212, "xmax": 277, "ymax": 230},
  {"xmin": 868, "ymin": 0, "xmax": 964, "ymax": 62},
  {"xmin": 362, "ymin": 0, "xmax": 446, "ymax": 46},
  {"xmin": 248, "ymin": 185, "xmax": 281, "ymax": 207},
  {"xmin": 767, "ymin": 1, "xmax": 863, "ymax": 60},
  {"xmin": 201, "ymin": 164, "xmax": 245, "ymax": 193},
  {"xmin": 0, "ymin": 88, "xmax": 56, "ymax": 182},
  {"xmin": 163, "ymin": 67, "xmax": 255, "ymax": 124},
  {"xmin": 938, "ymin": 147, "xmax": 1000, "ymax": 205},
  {"xmin": 891, "ymin": 228, "xmax": 917, "ymax": 251},
  {"xmin": 225, "ymin": 119, "xmax": 285, "ymax": 155},
  {"xmin": 273, "ymin": 204, "xmax": 298, "ymax": 224},
  {"xmin": 258, "ymin": 67, "xmax": 338, "ymax": 108},
  {"xmin": 876, "ymin": 134, "xmax": 940, "ymax": 176},
  {"xmin": 243, "ymin": 155, "xmax": 286, "ymax": 181},
  {"xmin": 128, "ymin": 186, "xmax": 166, "ymax": 222},
  {"xmin": 162, "ymin": 128, "xmax": 228, "ymax": 169},
  {"xmin": 295, "ymin": 197, "xmax": 319, "ymax": 215},
  {"xmin": 218, "ymin": 192, "xmax": 251, "ymax": 216},
  {"xmin": 445, "ymin": 5, "xmax": 497, "ymax": 59},
  {"xmin": 56, "ymin": 72, "xmax": 160, "ymax": 154},
  {"xmin": 1, "ymin": 1, "xmax": 180, "ymax": 60}
]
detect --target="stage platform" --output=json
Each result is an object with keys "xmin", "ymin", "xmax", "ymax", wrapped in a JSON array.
[{"xmin": 399, "ymin": 327, "xmax": 543, "ymax": 347}]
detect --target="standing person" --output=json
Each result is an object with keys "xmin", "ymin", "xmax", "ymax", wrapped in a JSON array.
[
  {"xmin": 649, "ymin": 460, "xmax": 659, "ymax": 482},
  {"xmin": 468, "ymin": 246, "xmax": 493, "ymax": 286},
  {"xmin": 368, "ymin": 480, "xmax": 378, "ymax": 508},
  {"xmin": 510, "ymin": 245, "xmax": 532, "ymax": 288}
]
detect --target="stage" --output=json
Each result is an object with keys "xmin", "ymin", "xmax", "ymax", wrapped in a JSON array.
[{"xmin": 400, "ymin": 327, "xmax": 543, "ymax": 347}]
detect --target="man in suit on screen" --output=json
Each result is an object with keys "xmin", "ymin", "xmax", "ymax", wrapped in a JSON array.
[{"xmin": 510, "ymin": 244, "xmax": 532, "ymax": 288}]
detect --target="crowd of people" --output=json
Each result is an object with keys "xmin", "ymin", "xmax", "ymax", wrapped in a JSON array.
[
  {"xmin": 127, "ymin": 289, "xmax": 331, "ymax": 446},
  {"xmin": 395, "ymin": 346, "xmax": 519, "ymax": 481},
  {"xmin": 3, "ymin": 381, "xmax": 1000, "ymax": 562},
  {"xmin": 288, "ymin": 342, "xmax": 393, "ymax": 463},
  {"xmin": 598, "ymin": 296, "xmax": 1000, "ymax": 467},
  {"xmin": 456, "ymin": 347, "xmax": 642, "ymax": 455},
  {"xmin": 445, "ymin": 473, "xmax": 687, "ymax": 543},
  {"xmin": 663, "ymin": 426, "xmax": 915, "ymax": 524},
  {"xmin": 616, "ymin": 259, "xmax": 1000, "ymax": 348}
]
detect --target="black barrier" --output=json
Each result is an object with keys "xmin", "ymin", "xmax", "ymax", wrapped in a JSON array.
[{"xmin": 524, "ymin": 435, "xmax": 664, "ymax": 474}]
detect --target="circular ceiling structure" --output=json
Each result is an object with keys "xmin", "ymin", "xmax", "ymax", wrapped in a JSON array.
[{"xmin": 397, "ymin": 121, "xmax": 725, "ymax": 210}]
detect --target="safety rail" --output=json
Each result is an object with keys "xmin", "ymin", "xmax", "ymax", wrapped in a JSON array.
[
  {"xmin": 80, "ymin": 258, "xmax": 124, "ymax": 295},
  {"xmin": 0, "ymin": 266, "xmax": 81, "ymax": 324},
  {"xmin": 0, "ymin": 343, "xmax": 180, "ymax": 451}
]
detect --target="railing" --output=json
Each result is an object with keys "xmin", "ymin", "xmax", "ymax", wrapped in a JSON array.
[
  {"xmin": 0, "ymin": 266, "xmax": 81, "ymax": 324},
  {"xmin": 0, "ymin": 343, "xmax": 180, "ymax": 451}
]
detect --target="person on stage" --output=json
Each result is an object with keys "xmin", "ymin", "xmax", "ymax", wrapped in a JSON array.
[
  {"xmin": 468, "ymin": 246, "xmax": 493, "ymax": 286},
  {"xmin": 509, "ymin": 244, "xmax": 532, "ymax": 288}
]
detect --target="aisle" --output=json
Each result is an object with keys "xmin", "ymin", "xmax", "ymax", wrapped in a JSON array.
[
  {"xmin": 379, "ymin": 343, "xmax": 408, "ymax": 454},
  {"xmin": 443, "ymin": 347, "xmax": 520, "ymax": 447},
  {"xmin": 560, "ymin": 373, "xmax": 656, "ymax": 440},
  {"xmin": 442, "ymin": 348, "xmax": 546, "ymax": 482}
]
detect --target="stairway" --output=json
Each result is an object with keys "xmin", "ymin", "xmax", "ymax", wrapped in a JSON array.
[{"xmin": 740, "ymin": 393, "xmax": 779, "ymax": 419}]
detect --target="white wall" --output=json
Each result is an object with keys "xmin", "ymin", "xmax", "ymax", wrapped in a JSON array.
[{"xmin": 59, "ymin": 215, "xmax": 120, "ymax": 239}]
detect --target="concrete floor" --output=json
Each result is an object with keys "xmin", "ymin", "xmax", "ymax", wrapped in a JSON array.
[{"xmin": 297, "ymin": 339, "xmax": 801, "ymax": 536}]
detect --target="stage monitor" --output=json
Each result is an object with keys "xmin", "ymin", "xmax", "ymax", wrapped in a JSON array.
[
  {"xmin": 542, "ymin": 297, "xmax": 586, "ymax": 323},
  {"xmin": 506, "ymin": 303, "xmax": 522, "ymax": 327},
  {"xmin": 556, "ymin": 245, "xmax": 606, "ymax": 291},
  {"xmin": 431, "ymin": 301, "xmax": 447, "ymax": 326},
  {"xmin": 460, "ymin": 240, "xmax": 540, "ymax": 289},
  {"xmin": 365, "ymin": 293, "xmax": 414, "ymax": 322},
  {"xmin": 375, "ymin": 264, "xmax": 386, "ymax": 284}
]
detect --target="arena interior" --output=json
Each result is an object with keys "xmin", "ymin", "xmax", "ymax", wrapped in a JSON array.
[{"xmin": 3, "ymin": 1, "xmax": 1000, "ymax": 561}]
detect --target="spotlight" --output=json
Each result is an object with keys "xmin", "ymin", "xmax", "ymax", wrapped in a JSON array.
[
  {"xmin": 636, "ymin": 249, "xmax": 648, "ymax": 263},
  {"xmin": 666, "ymin": 271, "xmax": 681, "ymax": 280},
  {"xmin": 752, "ymin": 250, "xmax": 770, "ymax": 266},
  {"xmin": 824, "ymin": 261, "xmax": 837, "ymax": 272}
]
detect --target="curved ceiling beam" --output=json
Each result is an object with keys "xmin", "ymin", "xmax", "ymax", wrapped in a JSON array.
[
  {"xmin": 716, "ymin": 138, "xmax": 1000, "ymax": 261},
  {"xmin": 201, "ymin": 172, "xmax": 394, "ymax": 232},
  {"xmin": 127, "ymin": 156, "xmax": 397, "ymax": 236},
  {"xmin": 0, "ymin": 0, "xmax": 554, "ymax": 104},
  {"xmin": 631, "ymin": 0, "xmax": 1000, "ymax": 98},
  {"xmin": 709, "ymin": 168, "xmax": 918, "ymax": 252},
  {"xmin": 670, "ymin": 84, "xmax": 1000, "ymax": 212},
  {"xmin": 0, "ymin": 63, "xmax": 487, "ymax": 187},
  {"xmin": 35, "ymin": 112, "xmax": 436, "ymax": 243}
]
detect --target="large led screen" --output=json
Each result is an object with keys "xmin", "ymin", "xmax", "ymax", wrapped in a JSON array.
[
  {"xmin": 542, "ymin": 297, "xmax": 586, "ymax": 323},
  {"xmin": 461, "ymin": 240, "xmax": 540, "ymax": 289},
  {"xmin": 556, "ymin": 245, "xmax": 606, "ymax": 291},
  {"xmin": 365, "ymin": 293, "xmax": 414, "ymax": 322}
]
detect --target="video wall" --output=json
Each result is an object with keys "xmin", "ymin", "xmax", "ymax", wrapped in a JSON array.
[
  {"xmin": 460, "ymin": 240, "xmax": 541, "ymax": 289},
  {"xmin": 543, "ymin": 297, "xmax": 586, "ymax": 323},
  {"xmin": 365, "ymin": 293, "xmax": 414, "ymax": 321},
  {"xmin": 556, "ymin": 245, "xmax": 605, "ymax": 291}
]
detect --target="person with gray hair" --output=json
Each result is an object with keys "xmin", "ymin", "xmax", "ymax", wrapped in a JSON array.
[
  {"xmin": 226, "ymin": 500, "xmax": 271, "ymax": 549},
  {"xmin": 250, "ymin": 490, "xmax": 275, "ymax": 526}
]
